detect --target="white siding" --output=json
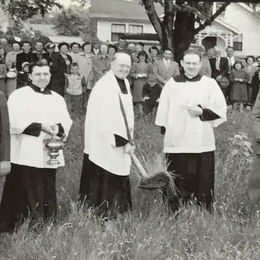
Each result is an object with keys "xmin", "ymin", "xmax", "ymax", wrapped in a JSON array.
[
  {"xmin": 218, "ymin": 3, "xmax": 260, "ymax": 55},
  {"xmin": 97, "ymin": 20, "xmax": 155, "ymax": 42}
]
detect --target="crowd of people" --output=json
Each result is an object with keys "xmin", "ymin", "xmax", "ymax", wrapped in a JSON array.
[{"xmin": 1, "ymin": 35, "xmax": 260, "ymax": 233}]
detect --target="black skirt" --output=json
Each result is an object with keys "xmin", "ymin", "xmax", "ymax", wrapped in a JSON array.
[
  {"xmin": 79, "ymin": 154, "xmax": 132, "ymax": 218},
  {"xmin": 0, "ymin": 164, "xmax": 57, "ymax": 232}
]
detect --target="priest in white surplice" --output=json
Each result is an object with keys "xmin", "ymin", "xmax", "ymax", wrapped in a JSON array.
[
  {"xmin": 79, "ymin": 53, "xmax": 135, "ymax": 217},
  {"xmin": 0, "ymin": 62, "xmax": 72, "ymax": 232},
  {"xmin": 155, "ymin": 49, "xmax": 227, "ymax": 212}
]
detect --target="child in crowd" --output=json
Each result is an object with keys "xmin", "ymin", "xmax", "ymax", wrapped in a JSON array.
[
  {"xmin": 17, "ymin": 62, "xmax": 30, "ymax": 88},
  {"xmin": 229, "ymin": 61, "xmax": 250, "ymax": 112},
  {"xmin": 65, "ymin": 62, "xmax": 86, "ymax": 118},
  {"xmin": 142, "ymin": 73, "xmax": 161, "ymax": 115}
]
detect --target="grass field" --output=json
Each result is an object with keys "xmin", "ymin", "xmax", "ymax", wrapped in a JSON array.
[{"xmin": 0, "ymin": 110, "xmax": 259, "ymax": 260}]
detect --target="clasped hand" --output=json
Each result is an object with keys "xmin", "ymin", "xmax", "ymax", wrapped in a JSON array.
[{"xmin": 187, "ymin": 105, "xmax": 203, "ymax": 117}]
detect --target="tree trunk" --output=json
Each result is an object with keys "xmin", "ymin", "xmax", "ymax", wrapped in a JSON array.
[
  {"xmin": 173, "ymin": 11, "xmax": 196, "ymax": 62},
  {"xmin": 161, "ymin": 0, "xmax": 174, "ymax": 51}
]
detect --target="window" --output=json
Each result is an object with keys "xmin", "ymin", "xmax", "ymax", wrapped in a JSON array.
[
  {"xmin": 129, "ymin": 25, "xmax": 143, "ymax": 34},
  {"xmin": 233, "ymin": 42, "xmax": 243, "ymax": 51},
  {"xmin": 111, "ymin": 24, "xmax": 126, "ymax": 42},
  {"xmin": 233, "ymin": 34, "xmax": 243, "ymax": 51}
]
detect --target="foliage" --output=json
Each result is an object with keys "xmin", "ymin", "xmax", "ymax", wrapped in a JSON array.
[
  {"xmin": 0, "ymin": 0, "xmax": 62, "ymax": 20},
  {"xmin": 1, "ymin": 110, "xmax": 260, "ymax": 259},
  {"xmin": 52, "ymin": 5, "xmax": 94, "ymax": 38}
]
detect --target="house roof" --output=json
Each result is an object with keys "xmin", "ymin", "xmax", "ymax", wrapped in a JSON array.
[
  {"xmin": 215, "ymin": 18, "xmax": 239, "ymax": 34},
  {"xmin": 90, "ymin": 0, "xmax": 162, "ymax": 21},
  {"xmin": 28, "ymin": 24, "xmax": 58, "ymax": 36}
]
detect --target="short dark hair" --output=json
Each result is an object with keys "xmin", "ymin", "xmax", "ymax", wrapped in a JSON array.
[
  {"xmin": 149, "ymin": 46, "xmax": 159, "ymax": 53},
  {"xmin": 82, "ymin": 41, "xmax": 91, "ymax": 49},
  {"xmin": 70, "ymin": 42, "xmax": 80, "ymax": 49},
  {"xmin": 233, "ymin": 61, "xmax": 243, "ymax": 70},
  {"xmin": 22, "ymin": 41, "xmax": 31, "ymax": 47},
  {"xmin": 137, "ymin": 42, "xmax": 144, "ymax": 47},
  {"xmin": 246, "ymin": 55, "xmax": 255, "ymax": 63},
  {"xmin": 29, "ymin": 61, "xmax": 50, "ymax": 74},
  {"xmin": 108, "ymin": 44, "xmax": 118, "ymax": 52},
  {"xmin": 58, "ymin": 42, "xmax": 69, "ymax": 50},
  {"xmin": 182, "ymin": 49, "xmax": 202, "ymax": 61},
  {"xmin": 137, "ymin": 50, "xmax": 148, "ymax": 62}
]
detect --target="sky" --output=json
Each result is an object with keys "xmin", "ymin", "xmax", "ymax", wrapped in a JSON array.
[{"xmin": 59, "ymin": 0, "xmax": 72, "ymax": 7}]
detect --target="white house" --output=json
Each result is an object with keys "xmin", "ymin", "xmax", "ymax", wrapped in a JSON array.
[
  {"xmin": 90, "ymin": 0, "xmax": 161, "ymax": 45},
  {"xmin": 196, "ymin": 3, "xmax": 260, "ymax": 56},
  {"xmin": 90, "ymin": 0, "xmax": 260, "ymax": 56}
]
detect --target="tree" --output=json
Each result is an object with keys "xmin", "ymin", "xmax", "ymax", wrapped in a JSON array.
[
  {"xmin": 140, "ymin": 0, "xmax": 260, "ymax": 61},
  {"xmin": 52, "ymin": 5, "xmax": 96, "ymax": 40},
  {"xmin": 0, "ymin": 0, "xmax": 62, "ymax": 20}
]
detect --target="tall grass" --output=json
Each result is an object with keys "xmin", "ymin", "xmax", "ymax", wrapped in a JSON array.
[{"xmin": 0, "ymin": 110, "xmax": 260, "ymax": 260}]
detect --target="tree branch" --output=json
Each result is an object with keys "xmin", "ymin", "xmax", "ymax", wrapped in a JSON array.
[
  {"xmin": 141, "ymin": 0, "xmax": 162, "ymax": 41},
  {"xmin": 194, "ymin": 1, "xmax": 231, "ymax": 34}
]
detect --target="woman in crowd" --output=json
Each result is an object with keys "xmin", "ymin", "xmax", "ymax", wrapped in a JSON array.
[
  {"xmin": 131, "ymin": 50, "xmax": 152, "ymax": 116},
  {"xmin": 108, "ymin": 44, "xmax": 118, "ymax": 61},
  {"xmin": 49, "ymin": 42, "xmax": 72, "ymax": 96},
  {"xmin": 244, "ymin": 56, "xmax": 258, "ymax": 106},
  {"xmin": 229, "ymin": 61, "xmax": 250, "ymax": 112}
]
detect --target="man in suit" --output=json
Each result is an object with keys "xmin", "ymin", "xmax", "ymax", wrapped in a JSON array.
[
  {"xmin": 209, "ymin": 47, "xmax": 229, "ymax": 80},
  {"xmin": 226, "ymin": 46, "xmax": 237, "ymax": 74},
  {"xmin": 0, "ymin": 91, "xmax": 10, "ymax": 178},
  {"xmin": 209, "ymin": 47, "xmax": 230, "ymax": 100},
  {"xmin": 153, "ymin": 49, "xmax": 180, "ymax": 87}
]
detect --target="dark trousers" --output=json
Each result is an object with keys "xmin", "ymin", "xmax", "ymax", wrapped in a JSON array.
[{"xmin": 165, "ymin": 152, "xmax": 215, "ymax": 212}]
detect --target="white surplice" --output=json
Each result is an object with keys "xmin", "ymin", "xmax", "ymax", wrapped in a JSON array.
[
  {"xmin": 155, "ymin": 76, "xmax": 227, "ymax": 153},
  {"xmin": 8, "ymin": 86, "xmax": 72, "ymax": 168},
  {"xmin": 84, "ymin": 70, "xmax": 134, "ymax": 176}
]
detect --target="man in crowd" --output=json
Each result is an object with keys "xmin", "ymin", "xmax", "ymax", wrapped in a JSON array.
[
  {"xmin": 91, "ymin": 40, "xmax": 100, "ymax": 56},
  {"xmin": 155, "ymin": 49, "xmax": 227, "ymax": 212},
  {"xmin": 116, "ymin": 38, "xmax": 128, "ymax": 53},
  {"xmin": 209, "ymin": 47, "xmax": 229, "ymax": 80},
  {"xmin": 79, "ymin": 52, "xmax": 135, "ymax": 218},
  {"xmin": 0, "ymin": 90, "xmax": 11, "ymax": 178},
  {"xmin": 16, "ymin": 41, "xmax": 37, "ymax": 72},
  {"xmin": 209, "ymin": 47, "xmax": 229, "ymax": 99},
  {"xmin": 33, "ymin": 40, "xmax": 47, "ymax": 63},
  {"xmin": 92, "ymin": 43, "xmax": 111, "ymax": 85},
  {"xmin": 226, "ymin": 46, "xmax": 236, "ymax": 74},
  {"xmin": 153, "ymin": 48, "xmax": 180, "ymax": 87},
  {"xmin": 0, "ymin": 62, "xmax": 72, "ymax": 232}
]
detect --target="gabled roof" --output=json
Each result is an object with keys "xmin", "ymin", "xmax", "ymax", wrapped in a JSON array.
[
  {"xmin": 215, "ymin": 18, "xmax": 239, "ymax": 34},
  {"xmin": 90, "ymin": 0, "xmax": 162, "ymax": 22}
]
